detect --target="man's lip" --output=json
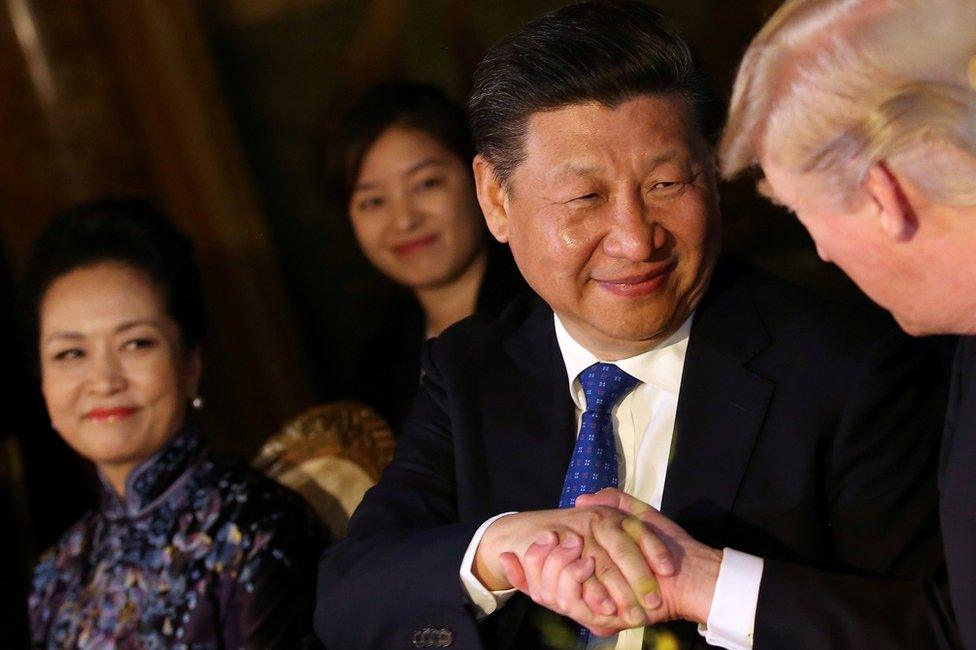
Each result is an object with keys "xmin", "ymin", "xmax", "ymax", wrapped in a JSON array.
[
  {"xmin": 393, "ymin": 234, "xmax": 439, "ymax": 256},
  {"xmin": 595, "ymin": 265, "xmax": 674, "ymax": 297},
  {"xmin": 85, "ymin": 407, "xmax": 139, "ymax": 421}
]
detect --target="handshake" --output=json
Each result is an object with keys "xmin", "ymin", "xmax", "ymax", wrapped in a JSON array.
[{"xmin": 473, "ymin": 489, "xmax": 723, "ymax": 636}]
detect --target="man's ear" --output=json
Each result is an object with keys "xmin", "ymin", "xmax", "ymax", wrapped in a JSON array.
[
  {"xmin": 863, "ymin": 162, "xmax": 917, "ymax": 241},
  {"xmin": 473, "ymin": 154, "xmax": 510, "ymax": 243}
]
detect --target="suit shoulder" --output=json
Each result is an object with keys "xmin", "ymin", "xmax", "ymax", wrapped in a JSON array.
[{"xmin": 726, "ymin": 262, "xmax": 896, "ymax": 346}]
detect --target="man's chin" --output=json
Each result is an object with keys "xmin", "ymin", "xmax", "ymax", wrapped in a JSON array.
[{"xmin": 891, "ymin": 311, "xmax": 939, "ymax": 337}]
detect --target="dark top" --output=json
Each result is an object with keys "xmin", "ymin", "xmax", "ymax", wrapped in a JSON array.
[
  {"xmin": 316, "ymin": 260, "xmax": 957, "ymax": 649},
  {"xmin": 349, "ymin": 242, "xmax": 525, "ymax": 432},
  {"xmin": 942, "ymin": 335, "xmax": 976, "ymax": 648},
  {"xmin": 29, "ymin": 427, "xmax": 328, "ymax": 649}
]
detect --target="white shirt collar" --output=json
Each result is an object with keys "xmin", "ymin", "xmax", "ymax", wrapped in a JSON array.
[{"xmin": 553, "ymin": 312, "xmax": 693, "ymax": 410}]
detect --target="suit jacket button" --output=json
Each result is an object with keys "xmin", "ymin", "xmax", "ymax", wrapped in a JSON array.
[{"xmin": 412, "ymin": 627, "xmax": 453, "ymax": 647}]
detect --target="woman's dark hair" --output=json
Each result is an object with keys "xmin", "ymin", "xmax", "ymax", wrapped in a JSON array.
[
  {"xmin": 468, "ymin": 0, "xmax": 722, "ymax": 186},
  {"xmin": 21, "ymin": 198, "xmax": 206, "ymax": 367},
  {"xmin": 326, "ymin": 81, "xmax": 475, "ymax": 206}
]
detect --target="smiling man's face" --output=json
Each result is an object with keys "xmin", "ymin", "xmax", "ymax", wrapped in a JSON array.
[{"xmin": 480, "ymin": 94, "xmax": 721, "ymax": 358}]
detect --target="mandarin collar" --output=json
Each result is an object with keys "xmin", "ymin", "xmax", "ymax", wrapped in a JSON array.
[{"xmin": 99, "ymin": 426, "xmax": 203, "ymax": 520}]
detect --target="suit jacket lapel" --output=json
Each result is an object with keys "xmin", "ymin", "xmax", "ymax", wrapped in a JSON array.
[
  {"xmin": 491, "ymin": 295, "xmax": 577, "ymax": 511},
  {"xmin": 662, "ymin": 267, "xmax": 774, "ymax": 523}
]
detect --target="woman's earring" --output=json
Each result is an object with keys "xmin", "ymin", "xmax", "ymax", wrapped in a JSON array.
[{"xmin": 191, "ymin": 396, "xmax": 205, "ymax": 410}]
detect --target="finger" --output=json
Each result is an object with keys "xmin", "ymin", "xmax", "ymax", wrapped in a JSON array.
[
  {"xmin": 621, "ymin": 515, "xmax": 675, "ymax": 578},
  {"xmin": 557, "ymin": 563, "xmax": 629, "ymax": 636},
  {"xmin": 539, "ymin": 533, "xmax": 584, "ymax": 602},
  {"xmin": 581, "ymin": 573, "xmax": 616, "ymax": 616},
  {"xmin": 521, "ymin": 531, "xmax": 558, "ymax": 604},
  {"xmin": 590, "ymin": 549, "xmax": 649, "ymax": 628},
  {"xmin": 551, "ymin": 556, "xmax": 587, "ymax": 613},
  {"xmin": 592, "ymin": 524, "xmax": 661, "ymax": 616},
  {"xmin": 576, "ymin": 492, "xmax": 676, "ymax": 579},
  {"xmin": 574, "ymin": 488, "xmax": 623, "ymax": 509},
  {"xmin": 499, "ymin": 552, "xmax": 528, "ymax": 592}
]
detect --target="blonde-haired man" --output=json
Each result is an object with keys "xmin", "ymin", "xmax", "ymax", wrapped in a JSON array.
[{"xmin": 721, "ymin": 0, "xmax": 976, "ymax": 645}]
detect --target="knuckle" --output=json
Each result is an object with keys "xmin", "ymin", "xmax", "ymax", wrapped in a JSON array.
[
  {"xmin": 611, "ymin": 540, "xmax": 635, "ymax": 558},
  {"xmin": 597, "ymin": 562, "xmax": 616, "ymax": 578},
  {"xmin": 555, "ymin": 593, "xmax": 574, "ymax": 613}
]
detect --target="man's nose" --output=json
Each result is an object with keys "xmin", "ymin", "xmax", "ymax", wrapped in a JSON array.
[{"xmin": 602, "ymin": 192, "xmax": 659, "ymax": 261}]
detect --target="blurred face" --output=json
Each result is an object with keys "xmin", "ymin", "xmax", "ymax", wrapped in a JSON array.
[
  {"xmin": 348, "ymin": 127, "xmax": 486, "ymax": 289},
  {"xmin": 759, "ymin": 158, "xmax": 934, "ymax": 334},
  {"xmin": 479, "ymin": 95, "xmax": 721, "ymax": 358},
  {"xmin": 39, "ymin": 263, "xmax": 201, "ymax": 484}
]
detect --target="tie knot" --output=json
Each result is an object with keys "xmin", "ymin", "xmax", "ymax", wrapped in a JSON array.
[{"xmin": 578, "ymin": 363, "xmax": 639, "ymax": 414}]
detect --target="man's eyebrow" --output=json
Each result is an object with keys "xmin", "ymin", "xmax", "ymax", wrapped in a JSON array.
[
  {"xmin": 547, "ymin": 163, "xmax": 599, "ymax": 182},
  {"xmin": 353, "ymin": 157, "xmax": 450, "ymax": 192},
  {"xmin": 644, "ymin": 148, "xmax": 681, "ymax": 169}
]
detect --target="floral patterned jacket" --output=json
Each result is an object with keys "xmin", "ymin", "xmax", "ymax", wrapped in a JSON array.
[{"xmin": 28, "ymin": 427, "xmax": 328, "ymax": 649}]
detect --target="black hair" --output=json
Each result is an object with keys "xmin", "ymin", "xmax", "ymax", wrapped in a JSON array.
[
  {"xmin": 468, "ymin": 0, "xmax": 722, "ymax": 186},
  {"xmin": 327, "ymin": 81, "xmax": 475, "ymax": 206},
  {"xmin": 21, "ymin": 197, "xmax": 206, "ymax": 369}
]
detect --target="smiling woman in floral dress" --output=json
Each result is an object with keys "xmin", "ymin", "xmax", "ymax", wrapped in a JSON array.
[{"xmin": 24, "ymin": 198, "xmax": 327, "ymax": 649}]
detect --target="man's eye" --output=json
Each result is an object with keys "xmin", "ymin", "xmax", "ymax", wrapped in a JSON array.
[
  {"xmin": 53, "ymin": 348, "xmax": 83, "ymax": 362},
  {"xmin": 650, "ymin": 181, "xmax": 679, "ymax": 192},
  {"xmin": 570, "ymin": 192, "xmax": 599, "ymax": 203}
]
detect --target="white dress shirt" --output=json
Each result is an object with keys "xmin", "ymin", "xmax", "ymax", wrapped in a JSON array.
[{"xmin": 460, "ymin": 314, "xmax": 762, "ymax": 649}]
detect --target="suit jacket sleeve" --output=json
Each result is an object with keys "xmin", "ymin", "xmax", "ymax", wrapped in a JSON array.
[
  {"xmin": 754, "ymin": 330, "xmax": 960, "ymax": 648},
  {"xmin": 314, "ymin": 340, "xmax": 485, "ymax": 649}
]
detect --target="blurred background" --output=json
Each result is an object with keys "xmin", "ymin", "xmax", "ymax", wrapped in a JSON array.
[{"xmin": 0, "ymin": 0, "xmax": 864, "ymax": 643}]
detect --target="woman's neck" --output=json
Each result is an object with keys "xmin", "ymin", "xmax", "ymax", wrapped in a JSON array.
[
  {"xmin": 100, "ymin": 462, "xmax": 137, "ymax": 497},
  {"xmin": 415, "ymin": 249, "xmax": 488, "ymax": 337}
]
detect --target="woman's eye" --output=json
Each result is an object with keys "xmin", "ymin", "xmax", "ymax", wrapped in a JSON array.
[
  {"xmin": 415, "ymin": 176, "xmax": 445, "ymax": 192},
  {"xmin": 356, "ymin": 196, "xmax": 385, "ymax": 212},
  {"xmin": 53, "ymin": 348, "xmax": 84, "ymax": 362},
  {"xmin": 122, "ymin": 338, "xmax": 157, "ymax": 352}
]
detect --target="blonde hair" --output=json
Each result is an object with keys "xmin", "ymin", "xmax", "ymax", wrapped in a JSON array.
[{"xmin": 720, "ymin": 0, "xmax": 976, "ymax": 208}]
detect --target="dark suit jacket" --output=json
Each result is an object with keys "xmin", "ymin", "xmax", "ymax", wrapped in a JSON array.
[
  {"xmin": 316, "ymin": 262, "xmax": 957, "ymax": 649},
  {"xmin": 347, "ymin": 241, "xmax": 526, "ymax": 433},
  {"xmin": 941, "ymin": 335, "xmax": 976, "ymax": 648}
]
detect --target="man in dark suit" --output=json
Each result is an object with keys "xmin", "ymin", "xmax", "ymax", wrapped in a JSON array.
[
  {"xmin": 315, "ymin": 2, "xmax": 957, "ymax": 647},
  {"xmin": 719, "ymin": 0, "xmax": 976, "ymax": 646}
]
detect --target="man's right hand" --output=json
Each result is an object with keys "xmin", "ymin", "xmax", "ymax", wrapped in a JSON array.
[{"xmin": 472, "ymin": 506, "xmax": 677, "ymax": 635}]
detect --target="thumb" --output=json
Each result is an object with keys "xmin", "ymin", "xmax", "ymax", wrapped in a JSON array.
[
  {"xmin": 574, "ymin": 487, "xmax": 625, "ymax": 509},
  {"xmin": 499, "ymin": 551, "xmax": 528, "ymax": 592}
]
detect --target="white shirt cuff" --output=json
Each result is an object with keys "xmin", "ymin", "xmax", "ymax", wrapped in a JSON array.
[
  {"xmin": 459, "ymin": 512, "xmax": 519, "ymax": 618},
  {"xmin": 697, "ymin": 548, "xmax": 763, "ymax": 649}
]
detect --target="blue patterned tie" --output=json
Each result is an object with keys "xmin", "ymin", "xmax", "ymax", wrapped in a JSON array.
[{"xmin": 559, "ymin": 363, "xmax": 640, "ymax": 509}]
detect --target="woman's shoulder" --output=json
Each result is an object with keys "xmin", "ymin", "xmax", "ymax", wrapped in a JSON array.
[
  {"xmin": 187, "ymin": 453, "xmax": 327, "ymax": 551},
  {"xmin": 33, "ymin": 510, "xmax": 97, "ymax": 569},
  {"xmin": 29, "ymin": 511, "xmax": 97, "ymax": 610}
]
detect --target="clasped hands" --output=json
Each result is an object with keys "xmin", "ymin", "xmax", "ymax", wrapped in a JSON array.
[{"xmin": 473, "ymin": 488, "xmax": 722, "ymax": 636}]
